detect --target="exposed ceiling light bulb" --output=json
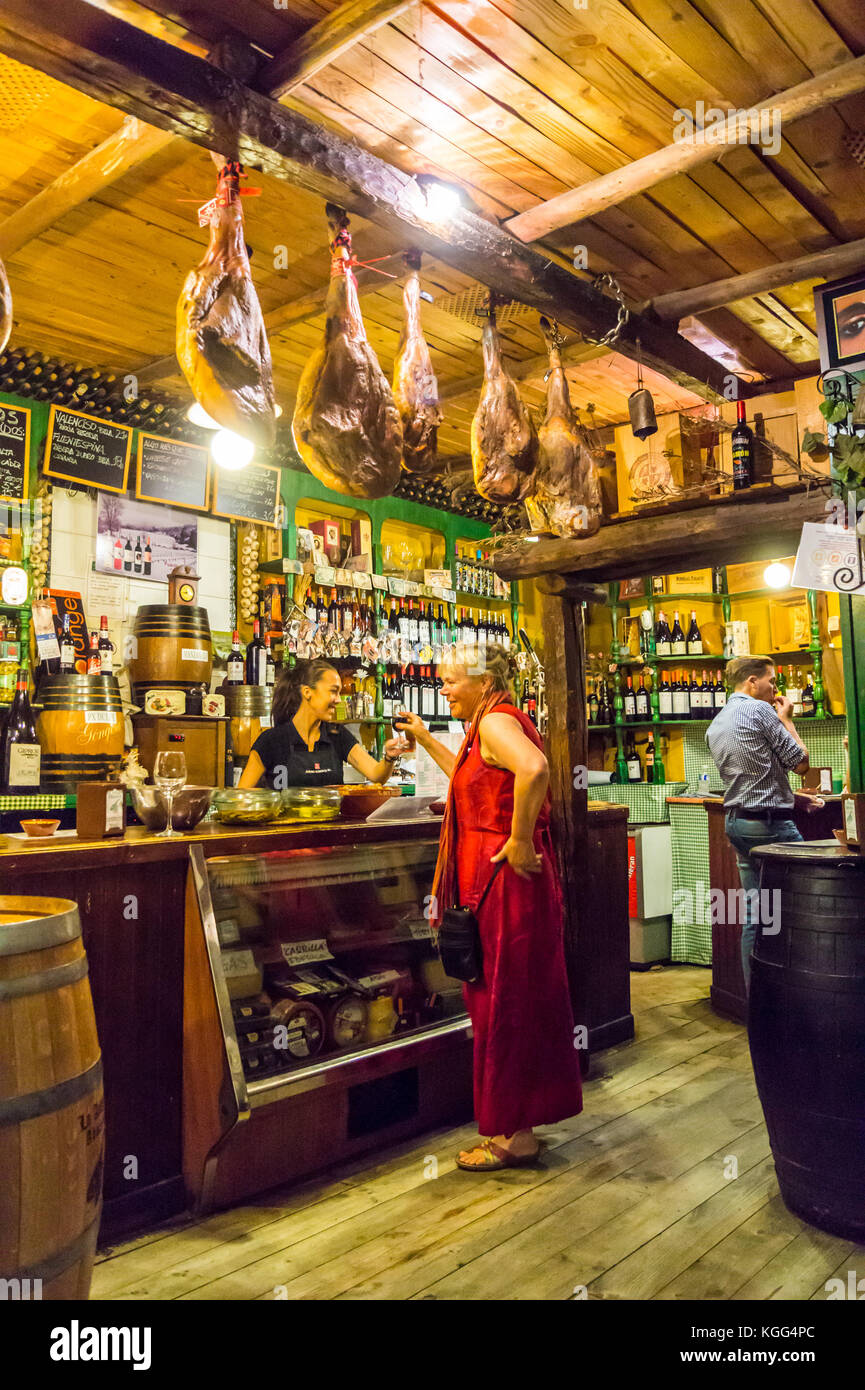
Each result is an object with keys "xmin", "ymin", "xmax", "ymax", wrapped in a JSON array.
[
  {"xmin": 211, "ymin": 428, "xmax": 254, "ymax": 470},
  {"xmin": 187, "ymin": 401, "xmax": 220, "ymax": 429},
  {"xmin": 274, "ymin": 403, "xmax": 283, "ymax": 418},
  {"xmin": 417, "ymin": 176, "xmax": 461, "ymax": 221},
  {"xmin": 763, "ymin": 561, "xmax": 791, "ymax": 589}
]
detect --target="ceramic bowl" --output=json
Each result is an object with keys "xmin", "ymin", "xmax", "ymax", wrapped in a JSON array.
[{"xmin": 20, "ymin": 818, "xmax": 60, "ymax": 838}]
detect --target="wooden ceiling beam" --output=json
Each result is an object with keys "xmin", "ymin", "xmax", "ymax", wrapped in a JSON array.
[
  {"xmin": 505, "ymin": 56, "xmax": 865, "ymax": 245},
  {"xmin": 438, "ymin": 339, "xmax": 608, "ymax": 402},
  {"xmin": 645, "ymin": 235, "xmax": 865, "ymax": 323},
  {"xmin": 494, "ymin": 489, "xmax": 828, "ymax": 583},
  {"xmin": 0, "ymin": 116, "xmax": 175, "ymax": 259},
  {"xmin": 259, "ymin": 0, "xmax": 418, "ymax": 99},
  {"xmin": 0, "ymin": 0, "xmax": 741, "ymax": 404}
]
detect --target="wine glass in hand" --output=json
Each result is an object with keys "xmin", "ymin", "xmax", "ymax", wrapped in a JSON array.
[{"xmin": 153, "ymin": 751, "xmax": 186, "ymax": 838}]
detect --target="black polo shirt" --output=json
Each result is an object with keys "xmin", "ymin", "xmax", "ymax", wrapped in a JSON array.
[{"xmin": 251, "ymin": 719, "xmax": 359, "ymax": 788}]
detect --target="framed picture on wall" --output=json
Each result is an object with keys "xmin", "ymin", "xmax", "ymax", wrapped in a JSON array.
[
  {"xmin": 95, "ymin": 494, "xmax": 198, "ymax": 583},
  {"xmin": 815, "ymin": 272, "xmax": 865, "ymax": 375},
  {"xmin": 618, "ymin": 576, "xmax": 646, "ymax": 600}
]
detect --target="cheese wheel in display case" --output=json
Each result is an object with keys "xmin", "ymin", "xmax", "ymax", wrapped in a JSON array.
[
  {"xmin": 326, "ymin": 994, "xmax": 368, "ymax": 1050},
  {"xmin": 270, "ymin": 997, "xmax": 325, "ymax": 1060}
]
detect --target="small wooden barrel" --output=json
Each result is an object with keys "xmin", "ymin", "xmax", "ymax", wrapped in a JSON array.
[
  {"xmin": 128, "ymin": 604, "xmax": 212, "ymax": 705},
  {"xmin": 226, "ymin": 684, "xmax": 272, "ymax": 759},
  {"xmin": 0, "ymin": 896, "xmax": 103, "ymax": 1299},
  {"xmin": 37, "ymin": 674, "xmax": 124, "ymax": 791}
]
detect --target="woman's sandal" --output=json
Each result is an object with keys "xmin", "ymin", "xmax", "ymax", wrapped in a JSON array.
[{"xmin": 455, "ymin": 1138, "xmax": 541, "ymax": 1171}]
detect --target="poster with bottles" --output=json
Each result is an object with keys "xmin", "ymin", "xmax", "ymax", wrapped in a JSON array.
[{"xmin": 94, "ymin": 494, "xmax": 198, "ymax": 584}]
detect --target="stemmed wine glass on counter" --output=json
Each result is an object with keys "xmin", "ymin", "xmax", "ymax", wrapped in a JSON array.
[{"xmin": 153, "ymin": 751, "xmax": 186, "ymax": 838}]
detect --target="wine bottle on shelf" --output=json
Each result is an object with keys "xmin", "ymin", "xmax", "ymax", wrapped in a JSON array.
[
  {"xmin": 98, "ymin": 615, "xmax": 113, "ymax": 675},
  {"xmin": 786, "ymin": 665, "xmax": 801, "ymax": 716},
  {"xmin": 732, "ymin": 400, "xmax": 753, "ymax": 490},
  {"xmin": 670, "ymin": 611, "xmax": 687, "ymax": 657},
  {"xmin": 625, "ymin": 734, "xmax": 641, "ymax": 782},
  {"xmin": 655, "ymin": 611, "xmax": 671, "ymax": 657},
  {"xmin": 133, "ymin": 535, "xmax": 143, "ymax": 576},
  {"xmin": 801, "ymin": 675, "xmax": 815, "ymax": 717},
  {"xmin": 418, "ymin": 602, "xmax": 431, "ymax": 647},
  {"xmin": 86, "ymin": 631, "xmax": 101, "ymax": 675},
  {"xmin": 635, "ymin": 675, "xmax": 650, "ymax": 722},
  {"xmin": 658, "ymin": 671, "xmax": 673, "ymax": 717},
  {"xmin": 686, "ymin": 610, "xmax": 702, "ymax": 655},
  {"xmin": 397, "ymin": 599, "xmax": 410, "ymax": 643},
  {"xmin": 589, "ymin": 681, "xmax": 599, "ymax": 724},
  {"xmin": 59, "ymin": 613, "xmax": 76, "ymax": 673},
  {"xmin": 672, "ymin": 671, "xmax": 689, "ymax": 719},
  {"xmin": 688, "ymin": 672, "xmax": 701, "ymax": 720},
  {"xmin": 645, "ymin": 735, "xmax": 656, "ymax": 780},
  {"xmin": 793, "ymin": 668, "xmax": 804, "ymax": 718},
  {"xmin": 775, "ymin": 665, "xmax": 786, "ymax": 696},
  {"xmin": 265, "ymin": 634, "xmax": 276, "ymax": 687},
  {"xmin": 421, "ymin": 666, "xmax": 436, "ymax": 719},
  {"xmin": 624, "ymin": 675, "xmax": 636, "ymax": 722},
  {"xmin": 714, "ymin": 671, "xmax": 727, "ymax": 711},
  {"xmin": 699, "ymin": 669, "xmax": 712, "ymax": 715},
  {"xmin": 226, "ymin": 631, "xmax": 244, "ymax": 685},
  {"xmin": 1, "ymin": 670, "xmax": 41, "ymax": 793},
  {"xmin": 143, "ymin": 536, "xmax": 152, "ymax": 577},
  {"xmin": 123, "ymin": 538, "xmax": 132, "ymax": 573},
  {"xmin": 245, "ymin": 619, "xmax": 267, "ymax": 687},
  {"xmin": 305, "ymin": 587, "xmax": 317, "ymax": 623}
]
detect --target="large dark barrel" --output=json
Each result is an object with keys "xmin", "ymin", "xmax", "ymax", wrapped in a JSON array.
[
  {"xmin": 128, "ymin": 603, "xmax": 212, "ymax": 705},
  {"xmin": 749, "ymin": 841, "xmax": 865, "ymax": 1240},
  {"xmin": 36, "ymin": 673, "xmax": 124, "ymax": 791},
  {"xmin": 0, "ymin": 896, "xmax": 104, "ymax": 1299}
]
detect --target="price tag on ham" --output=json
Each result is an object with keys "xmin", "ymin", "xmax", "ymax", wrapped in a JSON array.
[{"xmin": 280, "ymin": 939, "xmax": 334, "ymax": 967}]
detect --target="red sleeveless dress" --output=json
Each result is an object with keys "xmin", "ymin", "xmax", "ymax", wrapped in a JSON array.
[{"xmin": 451, "ymin": 705, "xmax": 582, "ymax": 1136}]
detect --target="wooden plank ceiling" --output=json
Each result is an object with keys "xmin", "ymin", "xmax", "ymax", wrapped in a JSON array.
[{"xmin": 1, "ymin": 0, "xmax": 864, "ymax": 469}]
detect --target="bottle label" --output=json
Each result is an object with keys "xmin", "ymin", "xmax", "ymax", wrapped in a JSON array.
[
  {"xmin": 671, "ymin": 640, "xmax": 686, "ymax": 656},
  {"xmin": 100, "ymin": 652, "xmax": 112, "ymax": 674},
  {"xmin": 659, "ymin": 691, "xmax": 673, "ymax": 715},
  {"xmin": 687, "ymin": 640, "xmax": 702, "ymax": 655},
  {"xmin": 656, "ymin": 639, "xmax": 671, "ymax": 656},
  {"xmin": 181, "ymin": 647, "xmax": 208, "ymax": 662},
  {"xmin": 715, "ymin": 691, "xmax": 726, "ymax": 708},
  {"xmin": 9, "ymin": 743, "xmax": 40, "ymax": 787},
  {"xmin": 105, "ymin": 787, "xmax": 124, "ymax": 832}
]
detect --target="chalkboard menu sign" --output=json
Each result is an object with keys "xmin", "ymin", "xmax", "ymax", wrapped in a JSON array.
[
  {"xmin": 45, "ymin": 405, "xmax": 132, "ymax": 494},
  {"xmin": 0, "ymin": 403, "xmax": 30, "ymax": 502},
  {"xmin": 212, "ymin": 460, "xmax": 280, "ymax": 526},
  {"xmin": 136, "ymin": 432, "xmax": 210, "ymax": 511}
]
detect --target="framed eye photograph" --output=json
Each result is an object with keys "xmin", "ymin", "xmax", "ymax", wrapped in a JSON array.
[{"xmin": 815, "ymin": 272, "xmax": 865, "ymax": 375}]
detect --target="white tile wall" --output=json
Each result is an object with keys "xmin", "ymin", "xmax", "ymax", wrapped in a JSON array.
[{"xmin": 49, "ymin": 490, "xmax": 233, "ymax": 658}]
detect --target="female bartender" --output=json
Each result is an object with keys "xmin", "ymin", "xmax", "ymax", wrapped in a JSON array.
[{"xmin": 239, "ymin": 658, "xmax": 406, "ymax": 789}]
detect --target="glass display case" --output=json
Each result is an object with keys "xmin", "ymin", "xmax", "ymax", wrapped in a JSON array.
[{"xmin": 189, "ymin": 838, "xmax": 468, "ymax": 1110}]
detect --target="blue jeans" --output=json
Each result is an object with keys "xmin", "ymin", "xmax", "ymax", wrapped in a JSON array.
[{"xmin": 725, "ymin": 812, "xmax": 803, "ymax": 994}]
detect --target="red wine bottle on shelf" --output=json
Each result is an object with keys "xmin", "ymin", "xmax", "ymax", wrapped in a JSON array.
[
  {"xmin": 732, "ymin": 400, "xmax": 753, "ymax": 490},
  {"xmin": 98, "ymin": 615, "xmax": 113, "ymax": 674},
  {"xmin": 670, "ymin": 611, "xmax": 686, "ymax": 657},
  {"xmin": 59, "ymin": 613, "xmax": 76, "ymax": 673},
  {"xmin": 245, "ymin": 619, "xmax": 267, "ymax": 687},
  {"xmin": 265, "ymin": 633, "xmax": 276, "ymax": 687},
  {"xmin": 686, "ymin": 610, "xmax": 702, "ymax": 655},
  {"xmin": 2, "ymin": 669, "xmax": 41, "ymax": 792},
  {"xmin": 655, "ymin": 610, "xmax": 671, "ymax": 657},
  {"xmin": 226, "ymin": 631, "xmax": 244, "ymax": 685},
  {"xmin": 86, "ymin": 631, "xmax": 101, "ymax": 675}
]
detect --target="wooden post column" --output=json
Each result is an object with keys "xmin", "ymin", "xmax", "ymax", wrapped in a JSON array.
[{"xmin": 539, "ymin": 575, "xmax": 634, "ymax": 1075}]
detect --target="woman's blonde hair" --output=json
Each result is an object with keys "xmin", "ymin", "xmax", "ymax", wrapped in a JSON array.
[{"xmin": 439, "ymin": 641, "xmax": 514, "ymax": 695}]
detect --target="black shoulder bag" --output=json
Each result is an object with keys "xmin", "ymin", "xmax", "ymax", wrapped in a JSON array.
[{"xmin": 438, "ymin": 859, "xmax": 506, "ymax": 984}]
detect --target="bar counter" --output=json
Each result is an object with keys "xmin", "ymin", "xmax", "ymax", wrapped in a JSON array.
[{"xmin": 2, "ymin": 805, "xmax": 630, "ymax": 1239}]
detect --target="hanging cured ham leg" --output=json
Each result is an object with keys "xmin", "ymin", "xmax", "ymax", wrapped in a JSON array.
[
  {"xmin": 176, "ymin": 155, "xmax": 275, "ymax": 448},
  {"xmin": 292, "ymin": 204, "xmax": 402, "ymax": 499},
  {"xmin": 0, "ymin": 257, "xmax": 12, "ymax": 353},
  {"xmin": 526, "ymin": 316, "xmax": 602, "ymax": 537},
  {"xmin": 471, "ymin": 303, "xmax": 537, "ymax": 504},
  {"xmin": 393, "ymin": 251, "xmax": 442, "ymax": 475}
]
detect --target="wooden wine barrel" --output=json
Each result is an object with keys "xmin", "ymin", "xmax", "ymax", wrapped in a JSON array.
[
  {"xmin": 0, "ymin": 896, "xmax": 103, "ymax": 1299},
  {"xmin": 128, "ymin": 604, "xmax": 212, "ymax": 705},
  {"xmin": 749, "ymin": 842, "xmax": 865, "ymax": 1240},
  {"xmin": 36, "ymin": 674, "xmax": 124, "ymax": 791},
  {"xmin": 225, "ymin": 684, "xmax": 272, "ymax": 759}
]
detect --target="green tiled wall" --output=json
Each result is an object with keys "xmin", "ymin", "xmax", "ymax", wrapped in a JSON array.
[{"xmin": 587, "ymin": 782, "xmax": 687, "ymax": 823}]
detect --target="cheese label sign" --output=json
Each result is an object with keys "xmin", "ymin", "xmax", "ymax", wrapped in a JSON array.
[{"xmin": 280, "ymin": 938, "xmax": 334, "ymax": 967}]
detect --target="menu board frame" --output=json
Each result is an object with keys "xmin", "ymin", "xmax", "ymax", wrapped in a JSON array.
[
  {"xmin": 44, "ymin": 404, "xmax": 132, "ymax": 494},
  {"xmin": 0, "ymin": 402, "xmax": 31, "ymax": 503},
  {"xmin": 211, "ymin": 460, "xmax": 281, "ymax": 527},
  {"xmin": 135, "ymin": 432, "xmax": 211, "ymax": 512}
]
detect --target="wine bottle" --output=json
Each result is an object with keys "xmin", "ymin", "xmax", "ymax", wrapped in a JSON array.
[
  {"xmin": 133, "ymin": 535, "xmax": 143, "ymax": 575},
  {"xmin": 123, "ymin": 538, "xmax": 132, "ymax": 573},
  {"xmin": 112, "ymin": 537, "xmax": 123, "ymax": 572},
  {"xmin": 786, "ymin": 664, "xmax": 801, "ymax": 716},
  {"xmin": 305, "ymin": 587, "xmax": 317, "ymax": 623},
  {"xmin": 98, "ymin": 615, "xmax": 113, "ymax": 675},
  {"xmin": 688, "ymin": 672, "xmax": 701, "ymax": 720},
  {"xmin": 226, "ymin": 631, "xmax": 244, "ymax": 684},
  {"xmin": 1, "ymin": 670, "xmax": 41, "ymax": 792},
  {"xmin": 624, "ymin": 675, "xmax": 636, "ymax": 722},
  {"xmin": 802, "ymin": 675, "xmax": 815, "ymax": 717},
  {"xmin": 686, "ymin": 610, "xmax": 702, "ymax": 655},
  {"xmin": 245, "ymin": 619, "xmax": 267, "ymax": 686},
  {"xmin": 670, "ymin": 611, "xmax": 687, "ymax": 656},
  {"xmin": 775, "ymin": 665, "xmax": 786, "ymax": 696},
  {"xmin": 265, "ymin": 633, "xmax": 276, "ymax": 687},
  {"xmin": 714, "ymin": 671, "xmax": 726, "ymax": 711},
  {"xmin": 589, "ymin": 681, "xmax": 599, "ymax": 724},
  {"xmin": 645, "ymin": 735, "xmax": 655, "ymax": 779},
  {"xmin": 700, "ymin": 668, "xmax": 712, "ymax": 715},
  {"xmin": 59, "ymin": 613, "xmax": 76, "ymax": 673},
  {"xmin": 398, "ymin": 599, "xmax": 410, "ymax": 642},
  {"xmin": 421, "ymin": 666, "xmax": 436, "ymax": 718},
  {"xmin": 655, "ymin": 610, "xmax": 671, "ymax": 657},
  {"xmin": 407, "ymin": 600, "xmax": 419, "ymax": 646},
  {"xmin": 658, "ymin": 671, "xmax": 673, "ymax": 717},
  {"xmin": 143, "ymin": 536, "xmax": 152, "ymax": 577},
  {"xmin": 635, "ymin": 675, "xmax": 650, "ymax": 722},
  {"xmin": 86, "ymin": 631, "xmax": 101, "ymax": 675},
  {"xmin": 672, "ymin": 670, "xmax": 689, "ymax": 718},
  {"xmin": 626, "ymin": 735, "xmax": 641, "ymax": 782},
  {"xmin": 418, "ymin": 602, "xmax": 431, "ymax": 647},
  {"xmin": 732, "ymin": 400, "xmax": 753, "ymax": 490}
]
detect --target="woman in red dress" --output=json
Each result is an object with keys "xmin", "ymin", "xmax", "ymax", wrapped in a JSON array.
[{"xmin": 395, "ymin": 644, "xmax": 582, "ymax": 1169}]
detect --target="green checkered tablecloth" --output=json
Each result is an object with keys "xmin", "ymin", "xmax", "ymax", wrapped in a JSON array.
[
  {"xmin": 587, "ymin": 782, "xmax": 687, "ymax": 823},
  {"xmin": 668, "ymin": 801, "xmax": 712, "ymax": 965},
  {"xmin": 0, "ymin": 793, "xmax": 73, "ymax": 811}
]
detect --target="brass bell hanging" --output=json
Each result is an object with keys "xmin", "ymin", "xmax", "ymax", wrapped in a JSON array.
[{"xmin": 628, "ymin": 340, "xmax": 658, "ymax": 440}]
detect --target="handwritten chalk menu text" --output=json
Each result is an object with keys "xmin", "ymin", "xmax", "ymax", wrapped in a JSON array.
[
  {"xmin": 0, "ymin": 403, "xmax": 30, "ymax": 501},
  {"xmin": 212, "ymin": 460, "xmax": 280, "ymax": 526},
  {"xmin": 45, "ymin": 406, "xmax": 132, "ymax": 493},
  {"xmin": 137, "ymin": 433, "xmax": 210, "ymax": 511}
]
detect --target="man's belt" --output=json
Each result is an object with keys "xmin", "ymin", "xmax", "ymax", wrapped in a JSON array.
[{"xmin": 727, "ymin": 806, "xmax": 794, "ymax": 821}]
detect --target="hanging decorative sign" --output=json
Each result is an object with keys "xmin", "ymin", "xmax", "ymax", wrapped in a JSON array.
[{"xmin": 792, "ymin": 521, "xmax": 865, "ymax": 595}]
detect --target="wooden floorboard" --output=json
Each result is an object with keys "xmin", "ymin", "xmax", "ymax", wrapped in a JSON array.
[{"xmin": 90, "ymin": 965, "xmax": 863, "ymax": 1302}]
